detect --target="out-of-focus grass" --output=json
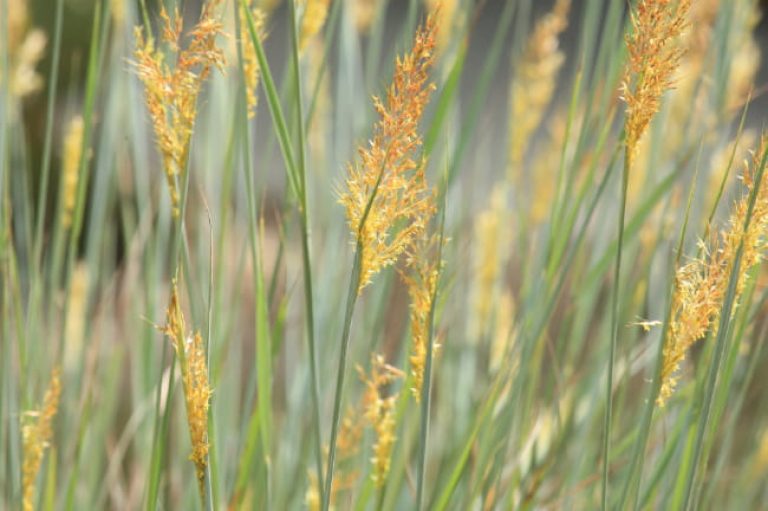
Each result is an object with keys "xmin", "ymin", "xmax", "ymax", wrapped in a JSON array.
[{"xmin": 3, "ymin": 0, "xmax": 768, "ymax": 510}]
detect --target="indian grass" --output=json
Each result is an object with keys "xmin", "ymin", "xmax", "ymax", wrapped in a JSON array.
[{"xmin": 4, "ymin": 0, "xmax": 768, "ymax": 509}]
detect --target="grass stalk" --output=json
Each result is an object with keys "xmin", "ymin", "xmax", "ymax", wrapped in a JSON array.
[
  {"xmin": 601, "ymin": 147, "xmax": 630, "ymax": 511},
  {"xmin": 287, "ymin": 0, "xmax": 326, "ymax": 499},
  {"xmin": 322, "ymin": 245, "xmax": 361, "ymax": 511},
  {"xmin": 415, "ymin": 190, "xmax": 447, "ymax": 510},
  {"xmin": 680, "ymin": 145, "xmax": 768, "ymax": 511}
]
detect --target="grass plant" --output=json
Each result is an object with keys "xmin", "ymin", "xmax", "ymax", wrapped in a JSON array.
[{"xmin": 3, "ymin": 0, "xmax": 768, "ymax": 509}]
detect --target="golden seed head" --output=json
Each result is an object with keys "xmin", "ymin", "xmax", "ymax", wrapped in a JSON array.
[
  {"xmin": 132, "ymin": 2, "xmax": 226, "ymax": 217},
  {"xmin": 358, "ymin": 355, "xmax": 404, "ymax": 487},
  {"xmin": 240, "ymin": 1, "xmax": 267, "ymax": 119},
  {"xmin": 339, "ymin": 15, "xmax": 438, "ymax": 293},
  {"xmin": 61, "ymin": 115, "xmax": 85, "ymax": 229},
  {"xmin": 507, "ymin": 0, "xmax": 570, "ymax": 179},
  {"xmin": 424, "ymin": 0, "xmax": 463, "ymax": 56},
  {"xmin": 622, "ymin": 0, "xmax": 691, "ymax": 160},
  {"xmin": 299, "ymin": 0, "xmax": 330, "ymax": 52},
  {"xmin": 161, "ymin": 281, "xmax": 212, "ymax": 494},
  {"xmin": 2, "ymin": 0, "xmax": 47, "ymax": 98},
  {"xmin": 22, "ymin": 367, "xmax": 61, "ymax": 511},
  {"xmin": 658, "ymin": 132, "xmax": 768, "ymax": 406},
  {"xmin": 402, "ymin": 231, "xmax": 443, "ymax": 400}
]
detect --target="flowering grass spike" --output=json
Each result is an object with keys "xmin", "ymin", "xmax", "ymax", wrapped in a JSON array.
[
  {"xmin": 622, "ymin": 0, "xmax": 691, "ymax": 160},
  {"xmin": 339, "ymin": 14, "xmax": 438, "ymax": 292},
  {"xmin": 132, "ymin": 1, "xmax": 225, "ymax": 217},
  {"xmin": 161, "ymin": 281, "xmax": 213, "ymax": 495},
  {"xmin": 659, "ymin": 134, "xmax": 768, "ymax": 405}
]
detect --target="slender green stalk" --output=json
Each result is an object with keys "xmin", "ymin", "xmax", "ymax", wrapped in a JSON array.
[
  {"xmin": 617, "ymin": 160, "xmax": 701, "ymax": 511},
  {"xmin": 233, "ymin": 5, "xmax": 272, "ymax": 507},
  {"xmin": 681, "ymin": 145, "xmax": 768, "ymax": 511},
  {"xmin": 601, "ymin": 148, "xmax": 630, "ymax": 511},
  {"xmin": 415, "ymin": 185, "xmax": 447, "ymax": 510},
  {"xmin": 287, "ymin": 0, "xmax": 325, "ymax": 499},
  {"xmin": 322, "ymin": 246, "xmax": 361, "ymax": 511},
  {"xmin": 322, "ymin": 143, "xmax": 392, "ymax": 510},
  {"xmin": 31, "ymin": 0, "xmax": 64, "ymax": 273},
  {"xmin": 240, "ymin": 1, "xmax": 325, "ymax": 500}
]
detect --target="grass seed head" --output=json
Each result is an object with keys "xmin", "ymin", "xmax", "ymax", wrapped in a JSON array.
[
  {"xmin": 240, "ymin": 1, "xmax": 266, "ymax": 119},
  {"xmin": 132, "ymin": 1, "xmax": 226, "ymax": 217},
  {"xmin": 61, "ymin": 115, "xmax": 85, "ymax": 229},
  {"xmin": 659, "ymin": 133, "xmax": 768, "ymax": 406},
  {"xmin": 299, "ymin": 0, "xmax": 330, "ymax": 52},
  {"xmin": 622, "ymin": 0, "xmax": 691, "ymax": 161},
  {"xmin": 339, "ymin": 14, "xmax": 438, "ymax": 293},
  {"xmin": 162, "ymin": 281, "xmax": 212, "ymax": 494},
  {"xmin": 402, "ymin": 231, "xmax": 443, "ymax": 400},
  {"xmin": 21, "ymin": 367, "xmax": 61, "ymax": 511},
  {"xmin": 359, "ymin": 355, "xmax": 404, "ymax": 487}
]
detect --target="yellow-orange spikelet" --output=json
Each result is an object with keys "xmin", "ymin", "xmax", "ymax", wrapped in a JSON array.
[
  {"xmin": 658, "ymin": 133, "xmax": 768, "ymax": 406},
  {"xmin": 402, "ymin": 231, "xmax": 443, "ymax": 401},
  {"xmin": 424, "ymin": 0, "xmax": 462, "ymax": 56},
  {"xmin": 622, "ymin": 0, "xmax": 691, "ymax": 162},
  {"xmin": 706, "ymin": 131, "xmax": 757, "ymax": 213},
  {"xmin": 239, "ymin": 1, "xmax": 266, "ymax": 119},
  {"xmin": 358, "ymin": 355, "xmax": 404, "ymax": 487},
  {"xmin": 339, "ymin": 15, "xmax": 438, "ymax": 293},
  {"xmin": 299, "ymin": 0, "xmax": 330, "ymax": 52},
  {"xmin": 61, "ymin": 115, "xmax": 85, "ymax": 229},
  {"xmin": 507, "ymin": 0, "xmax": 570, "ymax": 181},
  {"xmin": 21, "ymin": 367, "xmax": 61, "ymax": 511},
  {"xmin": 161, "ymin": 281, "xmax": 212, "ymax": 495},
  {"xmin": 132, "ymin": 1, "xmax": 226, "ymax": 217}
]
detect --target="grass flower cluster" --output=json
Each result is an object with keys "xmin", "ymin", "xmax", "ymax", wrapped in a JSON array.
[
  {"xmin": 132, "ymin": 2, "xmax": 226, "ymax": 216},
  {"xmin": 5, "ymin": 0, "xmax": 768, "ymax": 510}
]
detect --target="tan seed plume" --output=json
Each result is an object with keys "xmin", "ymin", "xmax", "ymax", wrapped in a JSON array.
[
  {"xmin": 339, "ymin": 14, "xmax": 438, "ymax": 293},
  {"xmin": 21, "ymin": 367, "xmax": 61, "ymax": 511},
  {"xmin": 132, "ymin": 1, "xmax": 226, "ymax": 217},
  {"xmin": 622, "ymin": 0, "xmax": 691, "ymax": 162},
  {"xmin": 402, "ymin": 231, "xmax": 442, "ymax": 400},
  {"xmin": 161, "ymin": 281, "xmax": 213, "ymax": 495},
  {"xmin": 299, "ymin": 0, "xmax": 330, "ymax": 52},
  {"xmin": 358, "ymin": 355, "xmax": 404, "ymax": 486},
  {"xmin": 659, "ymin": 133, "xmax": 768, "ymax": 406}
]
